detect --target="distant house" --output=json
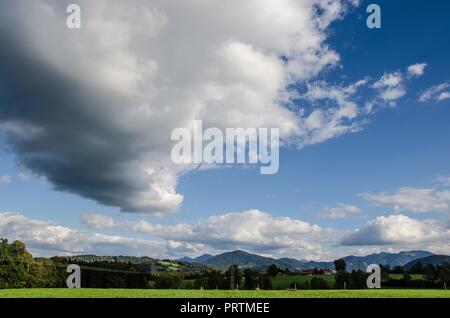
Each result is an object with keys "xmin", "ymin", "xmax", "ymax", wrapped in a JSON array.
[
  {"xmin": 300, "ymin": 269, "xmax": 333, "ymax": 276},
  {"xmin": 299, "ymin": 270, "xmax": 315, "ymax": 276}
]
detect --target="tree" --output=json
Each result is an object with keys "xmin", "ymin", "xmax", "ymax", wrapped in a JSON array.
[
  {"xmin": 194, "ymin": 277, "xmax": 208, "ymax": 289},
  {"xmin": 349, "ymin": 270, "xmax": 367, "ymax": 289},
  {"xmin": 392, "ymin": 266, "xmax": 405, "ymax": 274},
  {"xmin": 258, "ymin": 273, "xmax": 272, "ymax": 290},
  {"xmin": 438, "ymin": 262, "xmax": 450, "ymax": 285},
  {"xmin": 154, "ymin": 274, "xmax": 182, "ymax": 289},
  {"xmin": 424, "ymin": 264, "xmax": 437, "ymax": 283},
  {"xmin": 409, "ymin": 262, "xmax": 424, "ymax": 274},
  {"xmin": 333, "ymin": 259, "xmax": 346, "ymax": 272},
  {"xmin": 226, "ymin": 265, "xmax": 242, "ymax": 290},
  {"xmin": 206, "ymin": 270, "xmax": 226, "ymax": 289},
  {"xmin": 310, "ymin": 277, "xmax": 329, "ymax": 290},
  {"xmin": 379, "ymin": 265, "xmax": 390, "ymax": 283},
  {"xmin": 267, "ymin": 264, "xmax": 279, "ymax": 277},
  {"xmin": 291, "ymin": 281, "xmax": 309, "ymax": 290},
  {"xmin": 0, "ymin": 239, "xmax": 38, "ymax": 288},
  {"xmin": 32, "ymin": 258, "xmax": 59, "ymax": 288},
  {"xmin": 403, "ymin": 272, "xmax": 412, "ymax": 282},
  {"xmin": 333, "ymin": 259, "xmax": 347, "ymax": 289},
  {"xmin": 379, "ymin": 264, "xmax": 391, "ymax": 274},
  {"xmin": 243, "ymin": 268, "xmax": 258, "ymax": 290}
]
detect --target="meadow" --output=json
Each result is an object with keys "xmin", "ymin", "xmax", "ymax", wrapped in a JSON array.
[
  {"xmin": 0, "ymin": 289, "xmax": 448, "ymax": 298},
  {"xmin": 147, "ymin": 274, "xmax": 427, "ymax": 290},
  {"xmin": 271, "ymin": 275, "xmax": 335, "ymax": 289}
]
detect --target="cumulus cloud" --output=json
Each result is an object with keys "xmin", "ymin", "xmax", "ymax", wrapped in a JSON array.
[
  {"xmin": 362, "ymin": 187, "xmax": 450, "ymax": 213},
  {"xmin": 319, "ymin": 203, "xmax": 362, "ymax": 219},
  {"xmin": 0, "ymin": 212, "xmax": 174, "ymax": 257},
  {"xmin": 79, "ymin": 208, "xmax": 450, "ymax": 258},
  {"xmin": 80, "ymin": 214, "xmax": 115, "ymax": 230},
  {"xmin": 438, "ymin": 92, "xmax": 450, "ymax": 101},
  {"xmin": 298, "ymin": 65, "xmax": 426, "ymax": 137},
  {"xmin": 0, "ymin": 175, "xmax": 11, "ymax": 185},
  {"xmin": 298, "ymin": 79, "xmax": 369, "ymax": 145},
  {"xmin": 0, "ymin": 0, "xmax": 363, "ymax": 214},
  {"xmin": 371, "ymin": 63, "xmax": 427, "ymax": 103},
  {"xmin": 407, "ymin": 63, "xmax": 427, "ymax": 77},
  {"xmin": 342, "ymin": 214, "xmax": 450, "ymax": 247},
  {"xmin": 5, "ymin": 209, "xmax": 450, "ymax": 260},
  {"xmin": 81, "ymin": 209, "xmax": 342, "ymax": 260},
  {"xmin": 419, "ymin": 82, "xmax": 450, "ymax": 102},
  {"xmin": 372, "ymin": 72, "xmax": 406, "ymax": 102}
]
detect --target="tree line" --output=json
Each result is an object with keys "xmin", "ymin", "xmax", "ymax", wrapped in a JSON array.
[{"xmin": 2, "ymin": 239, "xmax": 450, "ymax": 290}]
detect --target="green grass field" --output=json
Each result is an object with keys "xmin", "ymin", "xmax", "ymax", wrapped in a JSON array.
[{"xmin": 0, "ymin": 289, "xmax": 448, "ymax": 298}]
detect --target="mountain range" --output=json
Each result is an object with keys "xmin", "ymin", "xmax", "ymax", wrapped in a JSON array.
[
  {"xmin": 404, "ymin": 255, "xmax": 450, "ymax": 271},
  {"xmin": 178, "ymin": 250, "xmax": 436, "ymax": 272}
]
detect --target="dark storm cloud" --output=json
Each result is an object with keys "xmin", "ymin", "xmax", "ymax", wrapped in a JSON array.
[
  {"xmin": 0, "ymin": 4, "xmax": 183, "ymax": 213},
  {"xmin": 0, "ymin": 0, "xmax": 362, "ymax": 214}
]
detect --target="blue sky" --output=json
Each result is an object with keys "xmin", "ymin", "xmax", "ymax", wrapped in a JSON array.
[{"xmin": 1, "ymin": 0, "xmax": 450, "ymax": 260}]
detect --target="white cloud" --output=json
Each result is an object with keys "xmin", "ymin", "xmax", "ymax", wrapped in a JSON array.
[
  {"xmin": 319, "ymin": 203, "xmax": 362, "ymax": 219},
  {"xmin": 373, "ymin": 72, "xmax": 406, "ymax": 101},
  {"xmin": 297, "ymin": 65, "xmax": 426, "ymax": 142},
  {"xmin": 79, "ymin": 208, "xmax": 450, "ymax": 259},
  {"xmin": 298, "ymin": 79, "xmax": 369, "ymax": 146},
  {"xmin": 419, "ymin": 82, "xmax": 450, "ymax": 102},
  {"xmin": 372, "ymin": 63, "xmax": 427, "ymax": 103},
  {"xmin": 0, "ymin": 212, "xmax": 214, "ymax": 258},
  {"xmin": 407, "ymin": 63, "xmax": 427, "ymax": 77},
  {"xmin": 80, "ymin": 214, "xmax": 115, "ymax": 230},
  {"xmin": 342, "ymin": 214, "xmax": 450, "ymax": 247},
  {"xmin": 0, "ymin": 175, "xmax": 11, "ymax": 185},
  {"xmin": 0, "ymin": 212, "xmax": 176, "ymax": 257},
  {"xmin": 438, "ymin": 92, "xmax": 450, "ymax": 101},
  {"xmin": 82, "ymin": 209, "xmax": 342, "ymax": 260},
  {"xmin": 0, "ymin": 0, "xmax": 363, "ymax": 214},
  {"xmin": 5, "ymin": 209, "xmax": 450, "ymax": 260},
  {"xmin": 362, "ymin": 187, "xmax": 450, "ymax": 213},
  {"xmin": 0, "ymin": 2, "xmax": 428, "ymax": 216}
]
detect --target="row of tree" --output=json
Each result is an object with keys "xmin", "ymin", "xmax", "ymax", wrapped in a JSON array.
[
  {"xmin": 332, "ymin": 259, "xmax": 450, "ymax": 289},
  {"xmin": 1, "ymin": 239, "xmax": 273, "ymax": 290},
  {"xmin": 154, "ymin": 266, "xmax": 273, "ymax": 290},
  {"xmin": 2, "ymin": 239, "xmax": 450, "ymax": 290},
  {"xmin": 0, "ymin": 239, "xmax": 61, "ymax": 288}
]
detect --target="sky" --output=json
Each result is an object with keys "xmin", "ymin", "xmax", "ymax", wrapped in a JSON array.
[{"xmin": 1, "ymin": 0, "xmax": 450, "ymax": 261}]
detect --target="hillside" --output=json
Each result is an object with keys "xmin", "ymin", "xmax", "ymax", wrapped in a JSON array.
[
  {"xmin": 52, "ymin": 255, "xmax": 209, "ymax": 273},
  {"xmin": 202, "ymin": 250, "xmax": 280, "ymax": 270},
  {"xmin": 404, "ymin": 255, "xmax": 450, "ymax": 271},
  {"xmin": 54, "ymin": 250, "xmax": 440, "ymax": 273},
  {"xmin": 342, "ymin": 251, "xmax": 433, "ymax": 271},
  {"xmin": 180, "ymin": 250, "xmax": 435, "ymax": 272},
  {"xmin": 178, "ymin": 254, "xmax": 213, "ymax": 264}
]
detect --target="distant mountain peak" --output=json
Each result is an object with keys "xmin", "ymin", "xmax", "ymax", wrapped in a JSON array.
[{"xmin": 178, "ymin": 249, "xmax": 437, "ymax": 272}]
